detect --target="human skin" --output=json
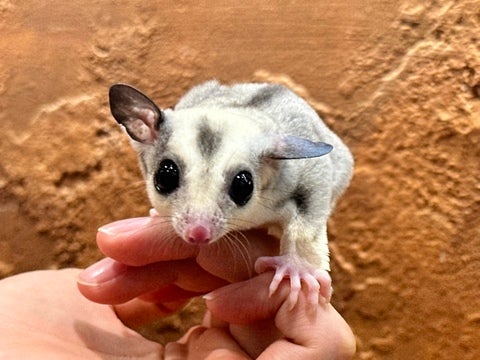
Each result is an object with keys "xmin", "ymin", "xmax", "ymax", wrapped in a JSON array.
[{"xmin": 0, "ymin": 216, "xmax": 355, "ymax": 359}]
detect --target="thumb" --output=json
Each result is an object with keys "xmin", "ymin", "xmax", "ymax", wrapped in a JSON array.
[
  {"xmin": 259, "ymin": 296, "xmax": 356, "ymax": 359},
  {"xmin": 205, "ymin": 272, "xmax": 356, "ymax": 359}
]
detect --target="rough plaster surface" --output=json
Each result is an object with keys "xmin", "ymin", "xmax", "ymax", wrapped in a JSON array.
[{"xmin": 1, "ymin": 1, "xmax": 479, "ymax": 358}]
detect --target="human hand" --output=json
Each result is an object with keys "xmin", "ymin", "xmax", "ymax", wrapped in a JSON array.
[
  {"xmin": 169, "ymin": 273, "xmax": 356, "ymax": 359},
  {"xmin": 0, "ymin": 215, "xmax": 355, "ymax": 358},
  {"xmin": 78, "ymin": 215, "xmax": 280, "ymax": 327},
  {"xmin": 0, "ymin": 268, "xmax": 164, "ymax": 359},
  {"xmin": 78, "ymin": 215, "xmax": 355, "ymax": 359}
]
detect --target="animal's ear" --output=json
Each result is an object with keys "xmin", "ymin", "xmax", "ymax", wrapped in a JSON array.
[
  {"xmin": 109, "ymin": 84, "xmax": 164, "ymax": 144},
  {"xmin": 266, "ymin": 135, "xmax": 333, "ymax": 159}
]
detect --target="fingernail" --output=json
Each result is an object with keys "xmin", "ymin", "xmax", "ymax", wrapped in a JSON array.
[
  {"xmin": 149, "ymin": 208, "xmax": 160, "ymax": 217},
  {"xmin": 202, "ymin": 290, "xmax": 219, "ymax": 301},
  {"xmin": 78, "ymin": 258, "xmax": 126, "ymax": 285},
  {"xmin": 98, "ymin": 217, "xmax": 152, "ymax": 235}
]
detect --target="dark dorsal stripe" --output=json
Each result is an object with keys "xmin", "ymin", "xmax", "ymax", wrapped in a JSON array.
[{"xmin": 197, "ymin": 120, "xmax": 222, "ymax": 159}]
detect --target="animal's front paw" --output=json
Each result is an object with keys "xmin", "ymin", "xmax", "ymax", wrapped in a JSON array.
[{"xmin": 255, "ymin": 254, "xmax": 332, "ymax": 308}]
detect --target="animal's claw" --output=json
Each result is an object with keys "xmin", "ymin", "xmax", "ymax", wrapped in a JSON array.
[{"xmin": 255, "ymin": 254, "xmax": 332, "ymax": 309}]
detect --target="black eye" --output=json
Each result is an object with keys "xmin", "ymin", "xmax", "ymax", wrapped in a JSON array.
[
  {"xmin": 229, "ymin": 171, "xmax": 254, "ymax": 206},
  {"xmin": 154, "ymin": 159, "xmax": 180, "ymax": 195}
]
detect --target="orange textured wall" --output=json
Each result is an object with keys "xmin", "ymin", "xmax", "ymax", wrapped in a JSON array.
[{"xmin": 1, "ymin": 1, "xmax": 479, "ymax": 358}]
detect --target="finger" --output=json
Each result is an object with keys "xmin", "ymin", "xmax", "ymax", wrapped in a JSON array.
[
  {"xmin": 260, "ymin": 296, "xmax": 356, "ymax": 359},
  {"xmin": 204, "ymin": 272, "xmax": 291, "ymax": 324},
  {"xmin": 206, "ymin": 273, "xmax": 355, "ymax": 359},
  {"xmin": 165, "ymin": 326, "xmax": 251, "ymax": 360},
  {"xmin": 138, "ymin": 284, "xmax": 202, "ymax": 303},
  {"xmin": 114, "ymin": 285, "xmax": 203, "ymax": 329},
  {"xmin": 113, "ymin": 296, "xmax": 190, "ymax": 329},
  {"xmin": 78, "ymin": 258, "xmax": 226, "ymax": 304},
  {"xmin": 96, "ymin": 217, "xmax": 198, "ymax": 266},
  {"xmin": 204, "ymin": 272, "xmax": 309, "ymax": 358},
  {"xmin": 196, "ymin": 229, "xmax": 279, "ymax": 283},
  {"xmin": 202, "ymin": 309, "xmax": 229, "ymax": 329},
  {"xmin": 96, "ymin": 218, "xmax": 278, "ymax": 283},
  {"xmin": 229, "ymin": 320, "xmax": 283, "ymax": 359}
]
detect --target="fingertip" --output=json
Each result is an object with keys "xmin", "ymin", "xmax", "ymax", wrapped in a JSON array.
[
  {"xmin": 202, "ymin": 291, "xmax": 217, "ymax": 301},
  {"xmin": 96, "ymin": 218, "xmax": 154, "ymax": 265},
  {"xmin": 96, "ymin": 217, "xmax": 198, "ymax": 266},
  {"xmin": 338, "ymin": 321, "xmax": 357, "ymax": 359},
  {"xmin": 77, "ymin": 258, "xmax": 125, "ymax": 286},
  {"xmin": 97, "ymin": 217, "xmax": 152, "ymax": 236},
  {"xmin": 169, "ymin": 326, "xmax": 250, "ymax": 359},
  {"xmin": 274, "ymin": 297, "xmax": 356, "ymax": 359},
  {"xmin": 164, "ymin": 341, "xmax": 188, "ymax": 359},
  {"xmin": 149, "ymin": 208, "xmax": 160, "ymax": 217}
]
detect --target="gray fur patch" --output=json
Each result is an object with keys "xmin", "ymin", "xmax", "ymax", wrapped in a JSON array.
[
  {"xmin": 197, "ymin": 121, "xmax": 222, "ymax": 159},
  {"xmin": 292, "ymin": 184, "xmax": 311, "ymax": 214},
  {"xmin": 244, "ymin": 84, "xmax": 283, "ymax": 108}
]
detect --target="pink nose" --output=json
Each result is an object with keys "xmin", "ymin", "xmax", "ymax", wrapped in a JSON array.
[{"xmin": 186, "ymin": 224, "xmax": 211, "ymax": 244}]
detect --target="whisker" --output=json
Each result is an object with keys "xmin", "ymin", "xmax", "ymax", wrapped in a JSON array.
[
  {"xmin": 215, "ymin": 234, "xmax": 238, "ymax": 275},
  {"xmin": 232, "ymin": 231, "xmax": 254, "ymax": 278},
  {"xmin": 119, "ymin": 215, "xmax": 175, "ymax": 234},
  {"xmin": 222, "ymin": 233, "xmax": 243, "ymax": 278},
  {"xmin": 253, "ymin": 200, "xmax": 277, "ymax": 212},
  {"xmin": 111, "ymin": 180, "xmax": 146, "ymax": 198},
  {"xmin": 227, "ymin": 217, "xmax": 258, "ymax": 229},
  {"xmin": 223, "ymin": 231, "xmax": 254, "ymax": 279}
]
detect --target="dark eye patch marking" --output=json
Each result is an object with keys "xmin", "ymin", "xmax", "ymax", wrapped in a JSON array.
[{"xmin": 197, "ymin": 120, "xmax": 222, "ymax": 159}]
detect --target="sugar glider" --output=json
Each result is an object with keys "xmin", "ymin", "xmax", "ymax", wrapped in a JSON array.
[{"xmin": 109, "ymin": 81, "xmax": 353, "ymax": 307}]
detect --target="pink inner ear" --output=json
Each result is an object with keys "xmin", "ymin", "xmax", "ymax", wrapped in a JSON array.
[
  {"xmin": 127, "ymin": 107, "xmax": 159, "ymax": 144},
  {"xmin": 136, "ymin": 107, "xmax": 158, "ymax": 129},
  {"xmin": 129, "ymin": 119, "xmax": 156, "ymax": 144}
]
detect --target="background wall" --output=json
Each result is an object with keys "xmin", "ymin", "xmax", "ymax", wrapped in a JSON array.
[{"xmin": 1, "ymin": 1, "xmax": 479, "ymax": 358}]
